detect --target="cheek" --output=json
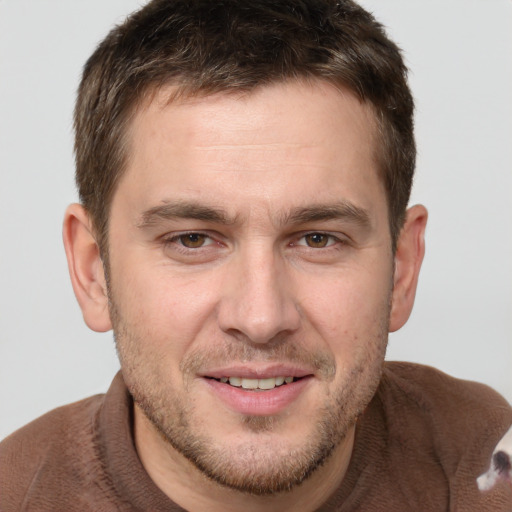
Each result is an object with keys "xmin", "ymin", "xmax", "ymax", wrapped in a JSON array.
[
  {"xmin": 110, "ymin": 259, "xmax": 221, "ymax": 357},
  {"xmin": 297, "ymin": 265, "xmax": 392, "ymax": 355}
]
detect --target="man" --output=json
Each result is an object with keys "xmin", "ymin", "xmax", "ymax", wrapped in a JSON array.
[{"xmin": 1, "ymin": 0, "xmax": 510, "ymax": 510}]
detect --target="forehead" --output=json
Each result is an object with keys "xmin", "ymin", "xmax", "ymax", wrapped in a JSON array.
[
  {"xmin": 116, "ymin": 79, "xmax": 385, "ymax": 224},
  {"xmin": 134, "ymin": 79, "xmax": 378, "ymax": 153}
]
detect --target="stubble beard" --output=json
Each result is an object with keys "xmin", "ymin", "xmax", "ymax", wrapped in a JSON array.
[{"xmin": 110, "ymin": 299, "xmax": 389, "ymax": 496}]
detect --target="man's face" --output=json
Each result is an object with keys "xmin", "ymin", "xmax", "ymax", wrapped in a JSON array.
[{"xmin": 107, "ymin": 80, "xmax": 393, "ymax": 494}]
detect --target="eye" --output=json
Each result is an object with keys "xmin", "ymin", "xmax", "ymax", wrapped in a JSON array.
[
  {"xmin": 161, "ymin": 231, "xmax": 225, "ymax": 263},
  {"xmin": 176, "ymin": 233, "xmax": 212, "ymax": 248},
  {"xmin": 304, "ymin": 233, "xmax": 330, "ymax": 248},
  {"xmin": 297, "ymin": 233, "xmax": 338, "ymax": 248}
]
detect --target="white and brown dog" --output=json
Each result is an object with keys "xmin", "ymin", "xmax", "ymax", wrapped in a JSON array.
[{"xmin": 478, "ymin": 425, "xmax": 512, "ymax": 491}]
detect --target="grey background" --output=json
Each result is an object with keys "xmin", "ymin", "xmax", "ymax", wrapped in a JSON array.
[{"xmin": 1, "ymin": 0, "xmax": 511, "ymax": 439}]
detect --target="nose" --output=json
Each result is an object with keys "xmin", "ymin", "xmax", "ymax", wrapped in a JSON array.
[{"xmin": 217, "ymin": 246, "xmax": 301, "ymax": 344}]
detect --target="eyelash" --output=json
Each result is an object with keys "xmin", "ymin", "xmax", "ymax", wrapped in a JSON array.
[
  {"xmin": 162, "ymin": 231, "xmax": 219, "ymax": 251},
  {"xmin": 162, "ymin": 231, "xmax": 346, "ymax": 251},
  {"xmin": 292, "ymin": 232, "xmax": 344, "ymax": 249}
]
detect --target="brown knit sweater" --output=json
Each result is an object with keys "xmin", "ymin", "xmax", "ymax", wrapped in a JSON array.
[{"xmin": 1, "ymin": 362, "xmax": 511, "ymax": 511}]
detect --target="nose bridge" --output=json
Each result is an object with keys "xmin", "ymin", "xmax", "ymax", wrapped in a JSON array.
[{"xmin": 218, "ymin": 241, "xmax": 300, "ymax": 343}]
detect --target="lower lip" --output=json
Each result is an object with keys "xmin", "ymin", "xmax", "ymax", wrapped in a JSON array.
[{"xmin": 203, "ymin": 377, "xmax": 312, "ymax": 416}]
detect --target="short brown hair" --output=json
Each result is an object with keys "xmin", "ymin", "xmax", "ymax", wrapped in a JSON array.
[{"xmin": 75, "ymin": 0, "xmax": 415, "ymax": 255}]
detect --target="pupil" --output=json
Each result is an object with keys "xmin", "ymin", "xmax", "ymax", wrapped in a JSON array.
[
  {"xmin": 181, "ymin": 233, "xmax": 205, "ymax": 247},
  {"xmin": 308, "ymin": 233, "xmax": 327, "ymax": 247}
]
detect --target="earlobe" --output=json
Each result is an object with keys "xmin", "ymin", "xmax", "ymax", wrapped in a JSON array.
[
  {"xmin": 62, "ymin": 204, "xmax": 112, "ymax": 332},
  {"xmin": 389, "ymin": 204, "xmax": 428, "ymax": 332}
]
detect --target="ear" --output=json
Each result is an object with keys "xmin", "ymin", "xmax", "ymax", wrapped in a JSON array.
[
  {"xmin": 62, "ymin": 203, "xmax": 112, "ymax": 332},
  {"xmin": 389, "ymin": 204, "xmax": 428, "ymax": 332}
]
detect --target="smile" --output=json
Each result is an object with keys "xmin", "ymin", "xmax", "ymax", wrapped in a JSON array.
[
  {"xmin": 204, "ymin": 374, "xmax": 311, "ymax": 415},
  {"xmin": 212, "ymin": 376, "xmax": 298, "ymax": 390}
]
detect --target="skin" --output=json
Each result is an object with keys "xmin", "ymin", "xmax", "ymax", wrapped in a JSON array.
[{"xmin": 63, "ymin": 80, "xmax": 427, "ymax": 512}]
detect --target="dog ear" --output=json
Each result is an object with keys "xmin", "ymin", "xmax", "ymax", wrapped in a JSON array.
[
  {"xmin": 62, "ymin": 203, "xmax": 112, "ymax": 332},
  {"xmin": 389, "ymin": 205, "xmax": 427, "ymax": 332}
]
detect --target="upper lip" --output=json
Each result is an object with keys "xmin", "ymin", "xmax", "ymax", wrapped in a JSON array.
[{"xmin": 199, "ymin": 364, "xmax": 315, "ymax": 380}]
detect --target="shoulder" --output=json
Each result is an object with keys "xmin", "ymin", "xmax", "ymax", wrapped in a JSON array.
[
  {"xmin": 0, "ymin": 393, "xmax": 105, "ymax": 510},
  {"xmin": 381, "ymin": 361, "xmax": 511, "ymax": 431},
  {"xmin": 380, "ymin": 361, "xmax": 512, "ymax": 509}
]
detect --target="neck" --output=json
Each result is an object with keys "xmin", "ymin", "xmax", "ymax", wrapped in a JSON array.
[{"xmin": 134, "ymin": 405, "xmax": 355, "ymax": 512}]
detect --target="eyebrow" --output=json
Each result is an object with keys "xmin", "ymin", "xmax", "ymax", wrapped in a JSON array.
[
  {"xmin": 283, "ymin": 202, "xmax": 372, "ymax": 229},
  {"xmin": 137, "ymin": 201, "xmax": 238, "ymax": 228},
  {"xmin": 137, "ymin": 200, "xmax": 371, "ymax": 230}
]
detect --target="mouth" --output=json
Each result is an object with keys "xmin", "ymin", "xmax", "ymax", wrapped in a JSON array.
[
  {"xmin": 207, "ymin": 375, "xmax": 302, "ymax": 391},
  {"xmin": 202, "ymin": 371, "xmax": 313, "ymax": 415}
]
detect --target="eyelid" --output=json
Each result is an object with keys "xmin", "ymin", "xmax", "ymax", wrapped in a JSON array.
[
  {"xmin": 160, "ymin": 230, "xmax": 348, "ymax": 249},
  {"xmin": 292, "ymin": 231, "xmax": 346, "ymax": 248},
  {"xmin": 162, "ymin": 230, "xmax": 218, "ymax": 248}
]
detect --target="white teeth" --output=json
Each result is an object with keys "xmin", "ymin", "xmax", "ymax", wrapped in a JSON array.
[
  {"xmin": 241, "ymin": 378, "xmax": 259, "ymax": 389},
  {"xmin": 228, "ymin": 377, "xmax": 242, "ymax": 387},
  {"xmin": 258, "ymin": 378, "xmax": 277, "ymax": 390},
  {"xmin": 221, "ymin": 376, "xmax": 295, "ymax": 390}
]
